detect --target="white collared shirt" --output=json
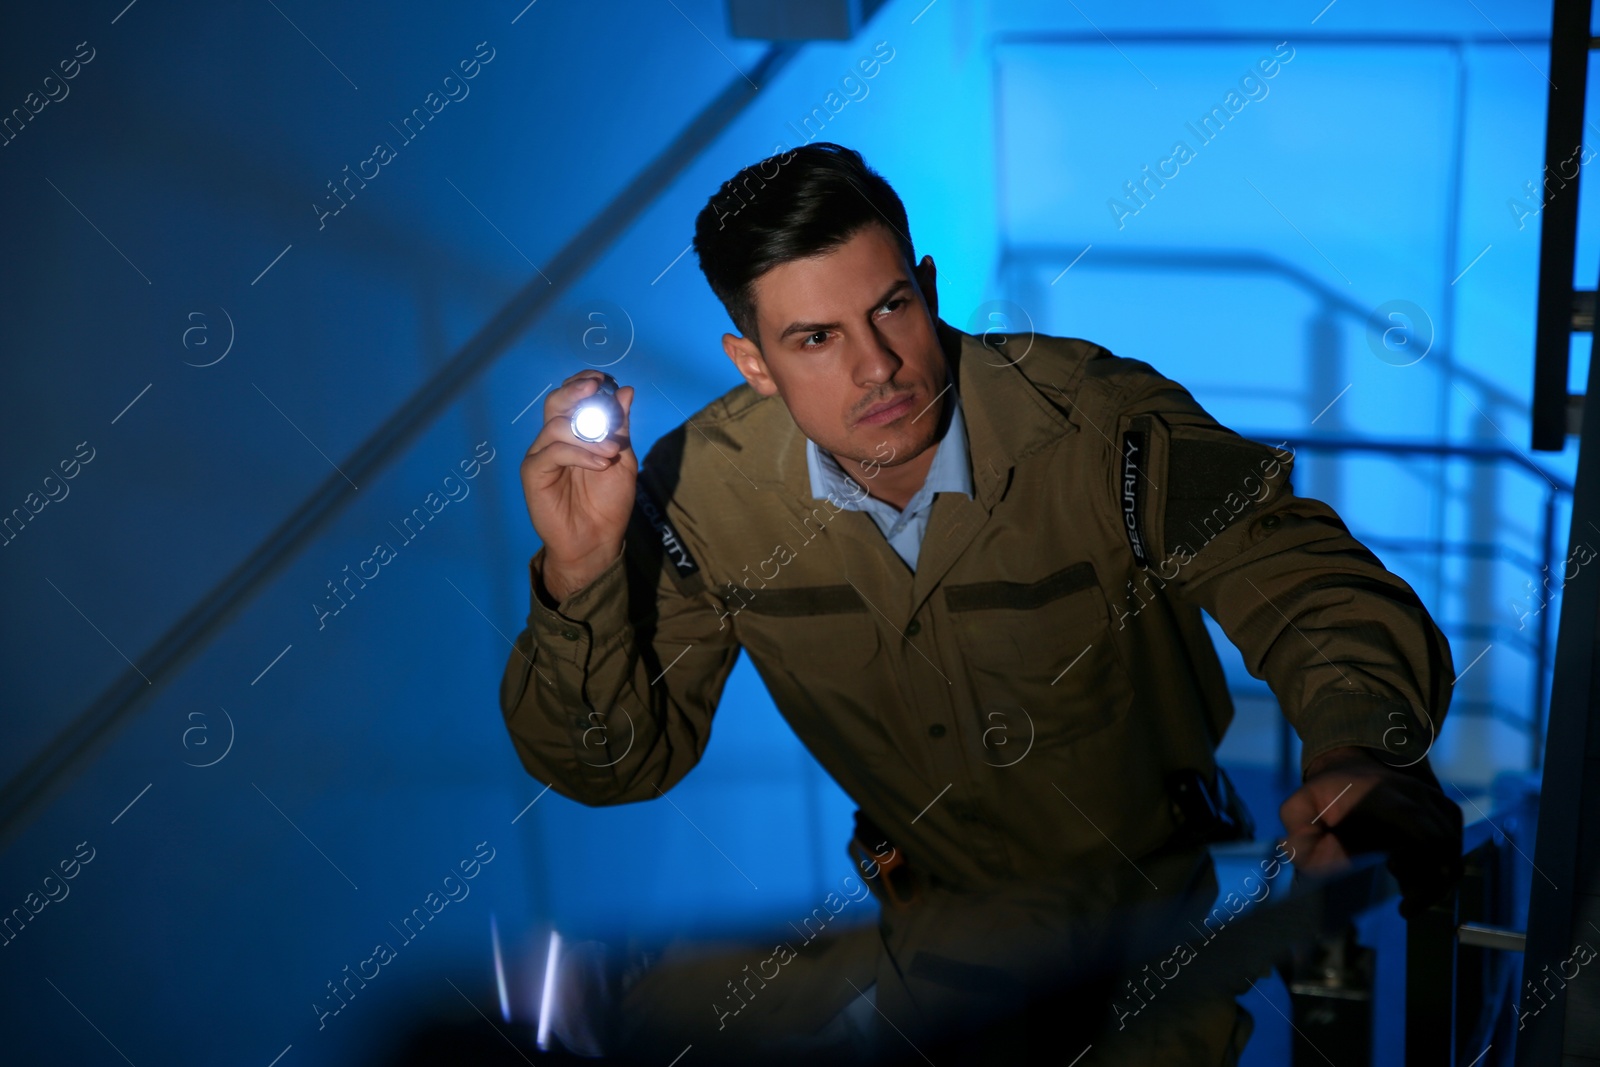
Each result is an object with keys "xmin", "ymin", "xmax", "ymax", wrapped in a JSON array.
[{"xmin": 803, "ymin": 388, "xmax": 974, "ymax": 571}]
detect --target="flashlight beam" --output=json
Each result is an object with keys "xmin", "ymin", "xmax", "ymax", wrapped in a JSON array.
[{"xmin": 536, "ymin": 930, "xmax": 562, "ymax": 1051}]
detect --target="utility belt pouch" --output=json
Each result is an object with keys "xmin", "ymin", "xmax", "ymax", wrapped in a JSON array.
[
  {"xmin": 1165, "ymin": 765, "xmax": 1256, "ymax": 848},
  {"xmin": 849, "ymin": 809, "xmax": 919, "ymax": 910}
]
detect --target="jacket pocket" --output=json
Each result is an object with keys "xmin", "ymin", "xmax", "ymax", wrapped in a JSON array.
[
  {"xmin": 730, "ymin": 583, "xmax": 894, "ymax": 760},
  {"xmin": 944, "ymin": 561, "xmax": 1133, "ymax": 753},
  {"xmin": 726, "ymin": 583, "xmax": 883, "ymax": 668}
]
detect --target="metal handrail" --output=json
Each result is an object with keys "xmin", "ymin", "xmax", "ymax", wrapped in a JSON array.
[
  {"xmin": 1001, "ymin": 239, "xmax": 1578, "ymax": 765},
  {"xmin": 1225, "ymin": 430, "xmax": 1573, "ymax": 772},
  {"xmin": 1235, "ymin": 430, "xmax": 1573, "ymax": 495},
  {"xmin": 1173, "ymin": 798, "xmax": 1528, "ymax": 1065}
]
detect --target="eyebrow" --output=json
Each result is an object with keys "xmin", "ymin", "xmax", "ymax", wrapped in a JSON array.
[{"xmin": 775, "ymin": 279, "xmax": 911, "ymax": 342}]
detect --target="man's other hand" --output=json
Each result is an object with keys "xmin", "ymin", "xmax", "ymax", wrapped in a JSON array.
[{"xmin": 1279, "ymin": 746, "xmax": 1464, "ymax": 919}]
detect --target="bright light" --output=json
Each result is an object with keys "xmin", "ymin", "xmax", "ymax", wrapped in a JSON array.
[
  {"xmin": 490, "ymin": 913, "xmax": 510, "ymax": 1023},
  {"xmin": 536, "ymin": 930, "xmax": 563, "ymax": 1051},
  {"xmin": 572, "ymin": 403, "xmax": 611, "ymax": 442}
]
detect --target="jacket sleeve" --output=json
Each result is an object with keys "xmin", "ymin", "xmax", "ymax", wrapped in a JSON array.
[
  {"xmin": 1095, "ymin": 355, "xmax": 1455, "ymax": 778},
  {"xmin": 497, "ymin": 466, "xmax": 742, "ymax": 806}
]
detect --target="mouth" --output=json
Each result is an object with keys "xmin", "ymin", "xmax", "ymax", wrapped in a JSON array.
[{"xmin": 856, "ymin": 392, "xmax": 916, "ymax": 426}]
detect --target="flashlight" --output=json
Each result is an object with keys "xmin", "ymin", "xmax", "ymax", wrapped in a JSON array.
[{"xmin": 570, "ymin": 374, "xmax": 622, "ymax": 443}]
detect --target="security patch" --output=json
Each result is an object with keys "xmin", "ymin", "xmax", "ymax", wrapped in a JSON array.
[
  {"xmin": 1120, "ymin": 428, "xmax": 1149, "ymax": 567},
  {"xmin": 634, "ymin": 481, "xmax": 699, "ymax": 579}
]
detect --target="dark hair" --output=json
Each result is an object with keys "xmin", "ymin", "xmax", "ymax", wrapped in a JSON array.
[{"xmin": 691, "ymin": 142, "xmax": 916, "ymax": 345}]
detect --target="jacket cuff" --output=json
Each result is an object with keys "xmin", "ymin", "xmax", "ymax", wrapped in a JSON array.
[
  {"xmin": 527, "ymin": 544, "xmax": 629, "ymax": 665},
  {"xmin": 1295, "ymin": 691, "xmax": 1434, "ymax": 779}
]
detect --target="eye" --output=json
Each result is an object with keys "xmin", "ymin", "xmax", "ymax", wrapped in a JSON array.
[
  {"xmin": 801, "ymin": 330, "xmax": 829, "ymax": 349},
  {"xmin": 876, "ymin": 298, "xmax": 906, "ymax": 316}
]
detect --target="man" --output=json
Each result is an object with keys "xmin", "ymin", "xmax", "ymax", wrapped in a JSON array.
[{"xmin": 501, "ymin": 142, "xmax": 1463, "ymax": 1064}]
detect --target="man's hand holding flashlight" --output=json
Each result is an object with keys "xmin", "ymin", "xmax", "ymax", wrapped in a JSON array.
[{"xmin": 521, "ymin": 371, "xmax": 637, "ymax": 605}]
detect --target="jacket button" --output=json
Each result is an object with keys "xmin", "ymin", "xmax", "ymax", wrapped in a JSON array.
[
  {"xmin": 1261, "ymin": 515, "xmax": 1281, "ymax": 531},
  {"xmin": 905, "ymin": 619, "xmax": 922, "ymax": 636},
  {"xmin": 928, "ymin": 723, "xmax": 946, "ymax": 738},
  {"xmin": 560, "ymin": 628, "xmax": 580, "ymax": 641}
]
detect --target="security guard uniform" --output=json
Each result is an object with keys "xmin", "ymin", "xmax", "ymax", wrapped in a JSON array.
[{"xmin": 498, "ymin": 318, "xmax": 1454, "ymax": 1064}]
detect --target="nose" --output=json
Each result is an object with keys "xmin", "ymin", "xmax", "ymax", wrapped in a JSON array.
[{"xmin": 853, "ymin": 326, "xmax": 903, "ymax": 387}]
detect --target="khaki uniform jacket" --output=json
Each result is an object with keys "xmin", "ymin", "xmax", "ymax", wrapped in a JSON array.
[{"xmin": 498, "ymin": 318, "xmax": 1454, "ymax": 897}]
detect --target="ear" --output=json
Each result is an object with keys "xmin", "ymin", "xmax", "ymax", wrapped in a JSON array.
[
  {"xmin": 913, "ymin": 254, "xmax": 938, "ymax": 320},
  {"xmin": 723, "ymin": 332, "xmax": 779, "ymax": 397}
]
